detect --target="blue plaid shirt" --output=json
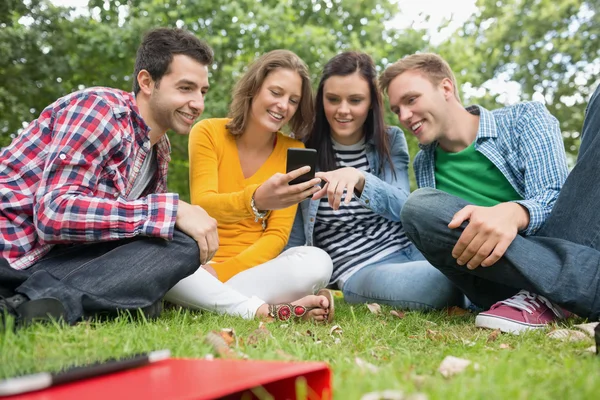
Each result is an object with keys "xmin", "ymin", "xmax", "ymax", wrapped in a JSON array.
[{"xmin": 414, "ymin": 102, "xmax": 568, "ymax": 236}]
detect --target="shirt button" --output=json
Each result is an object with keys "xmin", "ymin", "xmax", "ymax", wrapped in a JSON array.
[
  {"xmin": 28, "ymin": 255, "xmax": 34, "ymax": 261},
  {"xmin": 114, "ymin": 192, "xmax": 119, "ymax": 198},
  {"xmin": 59, "ymin": 153, "xmax": 66, "ymax": 160},
  {"xmin": 310, "ymin": 218, "xmax": 314, "ymax": 222},
  {"xmin": 134, "ymin": 167, "xmax": 140, "ymax": 173},
  {"xmin": 365, "ymin": 199, "xmax": 370, "ymax": 204}
]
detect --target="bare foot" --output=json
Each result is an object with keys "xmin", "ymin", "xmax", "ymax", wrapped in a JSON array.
[{"xmin": 256, "ymin": 294, "xmax": 330, "ymax": 322}]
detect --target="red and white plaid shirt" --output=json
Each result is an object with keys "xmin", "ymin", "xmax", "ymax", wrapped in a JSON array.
[{"xmin": 0, "ymin": 87, "xmax": 178, "ymax": 270}]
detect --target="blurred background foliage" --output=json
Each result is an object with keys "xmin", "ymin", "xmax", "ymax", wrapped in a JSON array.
[{"xmin": 1, "ymin": 0, "xmax": 598, "ymax": 198}]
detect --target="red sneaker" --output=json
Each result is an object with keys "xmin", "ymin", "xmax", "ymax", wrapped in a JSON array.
[{"xmin": 475, "ymin": 290, "xmax": 570, "ymax": 334}]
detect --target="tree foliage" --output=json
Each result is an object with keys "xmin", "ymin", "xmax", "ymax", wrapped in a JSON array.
[{"xmin": 1, "ymin": 0, "xmax": 597, "ymax": 198}]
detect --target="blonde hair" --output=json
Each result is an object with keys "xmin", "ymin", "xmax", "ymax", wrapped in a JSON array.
[
  {"xmin": 379, "ymin": 53, "xmax": 461, "ymax": 102},
  {"xmin": 226, "ymin": 50, "xmax": 314, "ymax": 138}
]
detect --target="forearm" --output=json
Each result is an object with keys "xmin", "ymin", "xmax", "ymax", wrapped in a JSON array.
[
  {"xmin": 35, "ymin": 192, "xmax": 178, "ymax": 243},
  {"xmin": 358, "ymin": 172, "xmax": 410, "ymax": 222},
  {"xmin": 193, "ymin": 184, "xmax": 260, "ymax": 224}
]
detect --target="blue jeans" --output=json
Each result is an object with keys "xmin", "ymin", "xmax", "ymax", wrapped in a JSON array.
[
  {"xmin": 401, "ymin": 85, "xmax": 600, "ymax": 320},
  {"xmin": 0, "ymin": 230, "xmax": 200, "ymax": 323},
  {"xmin": 342, "ymin": 244, "xmax": 464, "ymax": 310}
]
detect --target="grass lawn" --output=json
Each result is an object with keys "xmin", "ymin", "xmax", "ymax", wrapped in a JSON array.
[{"xmin": 1, "ymin": 299, "xmax": 598, "ymax": 399}]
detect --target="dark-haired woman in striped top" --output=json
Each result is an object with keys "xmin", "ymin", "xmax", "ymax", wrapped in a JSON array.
[{"xmin": 285, "ymin": 52, "xmax": 462, "ymax": 310}]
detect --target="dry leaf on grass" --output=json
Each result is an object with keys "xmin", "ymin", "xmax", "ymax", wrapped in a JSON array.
[
  {"xmin": 390, "ymin": 310, "xmax": 405, "ymax": 319},
  {"xmin": 547, "ymin": 329, "xmax": 589, "ymax": 342},
  {"xmin": 360, "ymin": 390, "xmax": 404, "ymax": 400},
  {"xmin": 367, "ymin": 303, "xmax": 382, "ymax": 315},
  {"xmin": 499, "ymin": 343, "xmax": 512, "ymax": 350},
  {"xmin": 275, "ymin": 349, "xmax": 295, "ymax": 360},
  {"xmin": 219, "ymin": 328, "xmax": 235, "ymax": 346},
  {"xmin": 585, "ymin": 345, "xmax": 597, "ymax": 353},
  {"xmin": 355, "ymin": 357, "xmax": 379, "ymax": 373},
  {"xmin": 246, "ymin": 323, "xmax": 272, "ymax": 346},
  {"xmin": 438, "ymin": 356, "xmax": 478, "ymax": 378},
  {"xmin": 487, "ymin": 329, "xmax": 501, "ymax": 343},
  {"xmin": 573, "ymin": 322, "xmax": 599, "ymax": 337},
  {"xmin": 205, "ymin": 331, "xmax": 237, "ymax": 359},
  {"xmin": 426, "ymin": 329, "xmax": 443, "ymax": 341},
  {"xmin": 405, "ymin": 394, "xmax": 429, "ymax": 400},
  {"xmin": 330, "ymin": 325, "xmax": 343, "ymax": 335},
  {"xmin": 447, "ymin": 306, "xmax": 470, "ymax": 316}
]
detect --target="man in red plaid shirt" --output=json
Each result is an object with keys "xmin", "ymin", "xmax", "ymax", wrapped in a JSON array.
[{"xmin": 0, "ymin": 28, "xmax": 219, "ymax": 328}]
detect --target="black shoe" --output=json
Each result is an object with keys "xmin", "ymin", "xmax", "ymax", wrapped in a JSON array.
[
  {"xmin": 140, "ymin": 299, "xmax": 163, "ymax": 320},
  {"xmin": 0, "ymin": 294, "xmax": 67, "ymax": 329}
]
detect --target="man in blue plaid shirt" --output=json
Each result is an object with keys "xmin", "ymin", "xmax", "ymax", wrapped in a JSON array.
[{"xmin": 379, "ymin": 53, "xmax": 600, "ymax": 334}]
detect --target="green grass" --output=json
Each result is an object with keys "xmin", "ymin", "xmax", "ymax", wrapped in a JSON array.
[{"xmin": 1, "ymin": 301, "xmax": 598, "ymax": 399}]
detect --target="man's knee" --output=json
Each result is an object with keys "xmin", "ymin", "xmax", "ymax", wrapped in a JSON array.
[
  {"xmin": 401, "ymin": 188, "xmax": 439, "ymax": 228},
  {"xmin": 168, "ymin": 230, "xmax": 201, "ymax": 275}
]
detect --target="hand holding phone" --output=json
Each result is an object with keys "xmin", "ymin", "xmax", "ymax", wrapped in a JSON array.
[{"xmin": 252, "ymin": 148, "xmax": 321, "ymax": 211}]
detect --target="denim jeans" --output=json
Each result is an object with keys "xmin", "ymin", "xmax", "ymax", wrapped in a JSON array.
[
  {"xmin": 342, "ymin": 243, "xmax": 464, "ymax": 310},
  {"xmin": 0, "ymin": 230, "xmax": 200, "ymax": 323},
  {"xmin": 401, "ymin": 85, "xmax": 600, "ymax": 320}
]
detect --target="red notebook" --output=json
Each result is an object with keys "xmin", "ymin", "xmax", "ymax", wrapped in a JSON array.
[{"xmin": 5, "ymin": 358, "xmax": 332, "ymax": 400}]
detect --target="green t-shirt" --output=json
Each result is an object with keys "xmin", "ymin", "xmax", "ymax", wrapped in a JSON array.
[{"xmin": 435, "ymin": 143, "xmax": 522, "ymax": 206}]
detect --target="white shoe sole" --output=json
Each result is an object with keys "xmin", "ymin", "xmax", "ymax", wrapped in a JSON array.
[{"xmin": 475, "ymin": 314, "xmax": 547, "ymax": 335}]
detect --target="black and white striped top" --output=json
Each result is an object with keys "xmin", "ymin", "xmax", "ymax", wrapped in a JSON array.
[{"xmin": 314, "ymin": 138, "xmax": 411, "ymax": 286}]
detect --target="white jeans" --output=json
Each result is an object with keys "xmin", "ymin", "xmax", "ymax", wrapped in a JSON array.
[{"xmin": 164, "ymin": 247, "xmax": 333, "ymax": 319}]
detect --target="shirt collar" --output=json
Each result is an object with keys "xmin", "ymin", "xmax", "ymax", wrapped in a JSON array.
[{"xmin": 418, "ymin": 104, "xmax": 497, "ymax": 151}]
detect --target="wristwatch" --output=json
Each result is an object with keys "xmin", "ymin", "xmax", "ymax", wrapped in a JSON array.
[{"xmin": 251, "ymin": 193, "xmax": 269, "ymax": 229}]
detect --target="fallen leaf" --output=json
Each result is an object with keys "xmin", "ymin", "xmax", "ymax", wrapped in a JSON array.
[
  {"xmin": 461, "ymin": 339, "xmax": 476, "ymax": 347},
  {"xmin": 330, "ymin": 325, "xmax": 343, "ymax": 335},
  {"xmin": 405, "ymin": 394, "xmax": 429, "ymax": 400},
  {"xmin": 547, "ymin": 329, "xmax": 589, "ymax": 342},
  {"xmin": 426, "ymin": 329, "xmax": 443, "ymax": 341},
  {"xmin": 367, "ymin": 303, "xmax": 382, "ymax": 315},
  {"xmin": 499, "ymin": 343, "xmax": 512, "ymax": 350},
  {"xmin": 360, "ymin": 390, "xmax": 404, "ymax": 400},
  {"xmin": 355, "ymin": 357, "xmax": 379, "ymax": 373},
  {"xmin": 205, "ymin": 331, "xmax": 237, "ymax": 359},
  {"xmin": 447, "ymin": 306, "xmax": 470, "ymax": 316},
  {"xmin": 219, "ymin": 328, "xmax": 235, "ymax": 346},
  {"xmin": 573, "ymin": 322, "xmax": 599, "ymax": 337},
  {"xmin": 246, "ymin": 324, "xmax": 271, "ymax": 346},
  {"xmin": 487, "ymin": 329, "xmax": 501, "ymax": 343},
  {"xmin": 390, "ymin": 310, "xmax": 405, "ymax": 319},
  {"xmin": 438, "ymin": 356, "xmax": 473, "ymax": 378},
  {"xmin": 275, "ymin": 349, "xmax": 295, "ymax": 360},
  {"xmin": 333, "ymin": 337, "xmax": 342, "ymax": 345},
  {"xmin": 585, "ymin": 345, "xmax": 597, "ymax": 353}
]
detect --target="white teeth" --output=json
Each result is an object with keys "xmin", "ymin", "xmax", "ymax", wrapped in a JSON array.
[
  {"xmin": 178, "ymin": 111, "xmax": 195, "ymax": 120},
  {"xmin": 268, "ymin": 110, "xmax": 284, "ymax": 120},
  {"xmin": 411, "ymin": 121, "xmax": 423, "ymax": 131},
  {"xmin": 336, "ymin": 118, "xmax": 352, "ymax": 123}
]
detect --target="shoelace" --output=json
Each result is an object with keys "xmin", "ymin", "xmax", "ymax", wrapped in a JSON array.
[{"xmin": 500, "ymin": 290, "xmax": 563, "ymax": 317}]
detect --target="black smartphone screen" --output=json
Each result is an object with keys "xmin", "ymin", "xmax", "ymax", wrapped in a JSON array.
[{"xmin": 286, "ymin": 148, "xmax": 317, "ymax": 185}]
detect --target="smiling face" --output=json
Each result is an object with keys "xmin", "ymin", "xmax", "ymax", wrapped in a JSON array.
[
  {"xmin": 322, "ymin": 72, "xmax": 372, "ymax": 145},
  {"xmin": 147, "ymin": 54, "xmax": 210, "ymax": 135},
  {"xmin": 248, "ymin": 68, "xmax": 302, "ymax": 134},
  {"xmin": 387, "ymin": 69, "xmax": 452, "ymax": 145}
]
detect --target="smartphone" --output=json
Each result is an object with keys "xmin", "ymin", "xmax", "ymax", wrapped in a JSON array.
[{"xmin": 286, "ymin": 148, "xmax": 317, "ymax": 185}]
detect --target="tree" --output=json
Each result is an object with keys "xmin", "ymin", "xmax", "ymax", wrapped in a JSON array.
[{"xmin": 442, "ymin": 0, "xmax": 599, "ymax": 160}]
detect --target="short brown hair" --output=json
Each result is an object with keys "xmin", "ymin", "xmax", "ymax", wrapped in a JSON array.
[
  {"xmin": 379, "ymin": 53, "xmax": 461, "ymax": 102},
  {"xmin": 226, "ymin": 50, "xmax": 314, "ymax": 138}
]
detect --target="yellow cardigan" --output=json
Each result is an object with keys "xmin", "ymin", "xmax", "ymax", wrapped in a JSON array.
[{"xmin": 188, "ymin": 118, "xmax": 304, "ymax": 282}]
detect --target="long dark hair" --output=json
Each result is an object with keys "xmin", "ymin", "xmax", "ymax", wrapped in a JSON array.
[{"xmin": 305, "ymin": 51, "xmax": 394, "ymax": 174}]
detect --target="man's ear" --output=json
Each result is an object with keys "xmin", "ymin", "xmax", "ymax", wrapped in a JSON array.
[
  {"xmin": 137, "ymin": 70, "xmax": 155, "ymax": 96},
  {"xmin": 440, "ymin": 78, "xmax": 455, "ymax": 100}
]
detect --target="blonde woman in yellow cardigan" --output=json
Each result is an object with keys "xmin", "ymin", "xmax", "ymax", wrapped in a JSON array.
[{"xmin": 165, "ymin": 50, "xmax": 334, "ymax": 322}]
